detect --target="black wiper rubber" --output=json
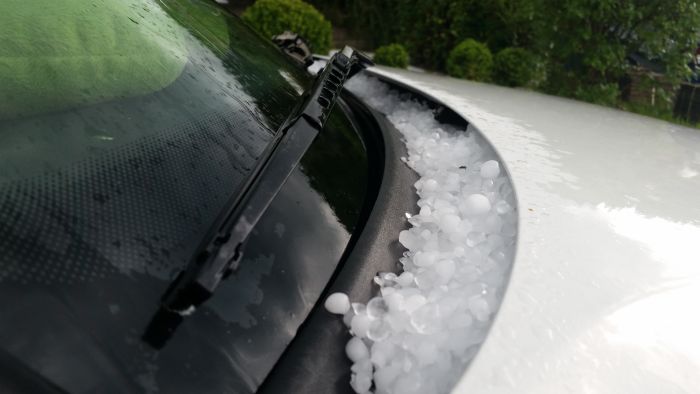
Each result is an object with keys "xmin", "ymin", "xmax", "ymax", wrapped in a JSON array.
[{"xmin": 143, "ymin": 47, "xmax": 372, "ymax": 349}]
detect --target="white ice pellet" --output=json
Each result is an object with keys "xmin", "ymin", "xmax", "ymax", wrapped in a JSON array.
[
  {"xmin": 423, "ymin": 178, "xmax": 438, "ymax": 191},
  {"xmin": 351, "ymin": 314, "xmax": 372, "ymax": 338},
  {"xmin": 413, "ymin": 250, "xmax": 438, "ymax": 267},
  {"xmin": 371, "ymin": 340, "xmax": 395, "ymax": 368},
  {"xmin": 495, "ymin": 200, "xmax": 512, "ymax": 214},
  {"xmin": 461, "ymin": 194, "xmax": 492, "ymax": 215},
  {"xmin": 324, "ymin": 292, "xmax": 351, "ymax": 315},
  {"xmin": 375, "ymin": 363, "xmax": 400, "ymax": 391},
  {"xmin": 438, "ymin": 214, "xmax": 461, "ymax": 233},
  {"xmin": 480, "ymin": 160, "xmax": 500, "ymax": 179},
  {"xmin": 374, "ymin": 272, "xmax": 398, "ymax": 287},
  {"xmin": 328, "ymin": 72, "xmax": 519, "ymax": 394},
  {"xmin": 352, "ymin": 302, "xmax": 367, "ymax": 315},
  {"xmin": 435, "ymin": 259, "xmax": 456, "ymax": 282},
  {"xmin": 484, "ymin": 214, "xmax": 503, "ymax": 233},
  {"xmin": 367, "ymin": 297, "xmax": 389, "ymax": 318},
  {"xmin": 346, "ymin": 337, "xmax": 370, "ymax": 362},
  {"xmin": 468, "ymin": 297, "xmax": 491, "ymax": 322},
  {"xmin": 343, "ymin": 310, "xmax": 355, "ymax": 327},
  {"xmin": 403, "ymin": 294, "xmax": 427, "ymax": 313},
  {"xmin": 307, "ymin": 59, "xmax": 327, "ymax": 75},
  {"xmin": 466, "ymin": 231, "xmax": 486, "ymax": 247},
  {"xmin": 350, "ymin": 372, "xmax": 372, "ymax": 393},
  {"xmin": 396, "ymin": 271, "xmax": 414, "ymax": 286},
  {"xmin": 383, "ymin": 292, "xmax": 404, "ymax": 310},
  {"xmin": 367, "ymin": 319, "xmax": 391, "ymax": 341},
  {"xmin": 398, "ymin": 230, "xmax": 414, "ymax": 249}
]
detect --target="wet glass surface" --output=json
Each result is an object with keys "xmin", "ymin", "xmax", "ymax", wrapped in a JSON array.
[{"xmin": 0, "ymin": 0, "xmax": 369, "ymax": 392}]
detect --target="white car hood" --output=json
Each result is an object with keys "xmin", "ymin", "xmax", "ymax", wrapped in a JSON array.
[{"xmin": 367, "ymin": 67, "xmax": 700, "ymax": 394}]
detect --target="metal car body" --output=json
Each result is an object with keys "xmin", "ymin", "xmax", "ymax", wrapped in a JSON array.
[{"xmin": 365, "ymin": 66, "xmax": 700, "ymax": 394}]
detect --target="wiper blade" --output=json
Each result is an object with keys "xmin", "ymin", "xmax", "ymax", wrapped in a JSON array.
[{"xmin": 143, "ymin": 47, "xmax": 372, "ymax": 349}]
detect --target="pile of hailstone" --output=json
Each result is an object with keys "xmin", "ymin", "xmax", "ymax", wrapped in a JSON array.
[{"xmin": 323, "ymin": 74, "xmax": 517, "ymax": 394}]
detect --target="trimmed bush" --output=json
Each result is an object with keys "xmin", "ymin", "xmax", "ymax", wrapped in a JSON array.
[
  {"xmin": 446, "ymin": 39, "xmax": 492, "ymax": 81},
  {"xmin": 373, "ymin": 44, "xmax": 410, "ymax": 68},
  {"xmin": 242, "ymin": 0, "xmax": 332, "ymax": 54},
  {"xmin": 493, "ymin": 47, "xmax": 536, "ymax": 87}
]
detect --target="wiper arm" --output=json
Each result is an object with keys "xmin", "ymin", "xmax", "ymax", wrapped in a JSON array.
[{"xmin": 143, "ymin": 47, "xmax": 372, "ymax": 349}]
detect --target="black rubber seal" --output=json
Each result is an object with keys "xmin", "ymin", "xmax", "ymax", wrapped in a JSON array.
[{"xmin": 258, "ymin": 90, "xmax": 419, "ymax": 394}]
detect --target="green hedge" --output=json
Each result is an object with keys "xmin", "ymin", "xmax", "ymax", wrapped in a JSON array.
[
  {"xmin": 304, "ymin": 0, "xmax": 536, "ymax": 72},
  {"xmin": 242, "ymin": 0, "xmax": 332, "ymax": 54},
  {"xmin": 492, "ymin": 47, "xmax": 536, "ymax": 87},
  {"xmin": 373, "ymin": 44, "xmax": 409, "ymax": 68},
  {"xmin": 302, "ymin": 0, "xmax": 700, "ymax": 127},
  {"xmin": 446, "ymin": 39, "xmax": 492, "ymax": 81}
]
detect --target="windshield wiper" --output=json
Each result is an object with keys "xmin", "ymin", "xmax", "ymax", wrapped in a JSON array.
[{"xmin": 143, "ymin": 47, "xmax": 372, "ymax": 349}]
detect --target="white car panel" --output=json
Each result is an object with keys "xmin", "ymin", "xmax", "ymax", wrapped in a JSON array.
[{"xmin": 367, "ymin": 67, "xmax": 700, "ymax": 394}]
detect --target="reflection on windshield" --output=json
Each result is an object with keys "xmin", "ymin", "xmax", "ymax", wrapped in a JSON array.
[
  {"xmin": 300, "ymin": 108, "xmax": 369, "ymax": 230},
  {"xmin": 0, "ymin": 1, "xmax": 368, "ymax": 393},
  {"xmin": 0, "ymin": 0, "xmax": 187, "ymax": 120},
  {"xmin": 158, "ymin": 0, "xmax": 311, "ymax": 129}
]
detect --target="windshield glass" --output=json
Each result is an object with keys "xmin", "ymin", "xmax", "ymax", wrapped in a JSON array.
[{"xmin": 0, "ymin": 1, "xmax": 369, "ymax": 392}]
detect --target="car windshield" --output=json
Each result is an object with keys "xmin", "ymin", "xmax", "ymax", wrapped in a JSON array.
[{"xmin": 0, "ymin": 1, "xmax": 369, "ymax": 392}]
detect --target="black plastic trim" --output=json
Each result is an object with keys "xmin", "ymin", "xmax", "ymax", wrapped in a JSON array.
[{"xmin": 258, "ymin": 89, "xmax": 419, "ymax": 394}]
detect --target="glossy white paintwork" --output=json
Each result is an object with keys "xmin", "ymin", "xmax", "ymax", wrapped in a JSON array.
[{"xmin": 368, "ymin": 67, "xmax": 700, "ymax": 394}]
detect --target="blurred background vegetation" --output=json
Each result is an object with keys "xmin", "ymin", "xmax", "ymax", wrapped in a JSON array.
[{"xmin": 233, "ymin": 0, "xmax": 700, "ymax": 127}]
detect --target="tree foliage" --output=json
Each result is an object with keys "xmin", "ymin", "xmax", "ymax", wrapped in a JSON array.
[
  {"xmin": 446, "ymin": 39, "xmax": 493, "ymax": 81},
  {"xmin": 301, "ymin": 0, "xmax": 700, "ymax": 105},
  {"xmin": 306, "ymin": 0, "xmax": 535, "ymax": 71},
  {"xmin": 535, "ymin": 0, "xmax": 700, "ymax": 102},
  {"xmin": 493, "ymin": 47, "xmax": 537, "ymax": 87},
  {"xmin": 373, "ymin": 44, "xmax": 410, "ymax": 68},
  {"xmin": 242, "ymin": 0, "xmax": 332, "ymax": 54}
]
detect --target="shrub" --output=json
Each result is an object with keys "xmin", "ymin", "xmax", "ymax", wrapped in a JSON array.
[
  {"xmin": 242, "ymin": 0, "xmax": 332, "ymax": 54},
  {"xmin": 492, "ymin": 47, "xmax": 536, "ymax": 87},
  {"xmin": 305, "ymin": 0, "xmax": 537, "ymax": 72},
  {"xmin": 446, "ymin": 39, "xmax": 492, "ymax": 81},
  {"xmin": 373, "ymin": 44, "xmax": 410, "ymax": 68},
  {"xmin": 573, "ymin": 83, "xmax": 620, "ymax": 106}
]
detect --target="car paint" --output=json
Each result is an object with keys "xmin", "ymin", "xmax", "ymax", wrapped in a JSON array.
[{"xmin": 367, "ymin": 66, "xmax": 700, "ymax": 394}]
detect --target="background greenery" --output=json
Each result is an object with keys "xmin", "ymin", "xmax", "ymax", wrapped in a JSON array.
[
  {"xmin": 493, "ymin": 47, "xmax": 537, "ymax": 87},
  {"xmin": 241, "ymin": 0, "xmax": 332, "ymax": 53},
  {"xmin": 239, "ymin": 0, "xmax": 700, "ymax": 126},
  {"xmin": 446, "ymin": 39, "xmax": 493, "ymax": 81},
  {"xmin": 299, "ymin": 0, "xmax": 700, "ymax": 125},
  {"xmin": 373, "ymin": 43, "xmax": 410, "ymax": 68}
]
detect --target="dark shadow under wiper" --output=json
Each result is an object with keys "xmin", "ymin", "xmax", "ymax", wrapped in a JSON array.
[{"xmin": 142, "ymin": 47, "xmax": 372, "ymax": 349}]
